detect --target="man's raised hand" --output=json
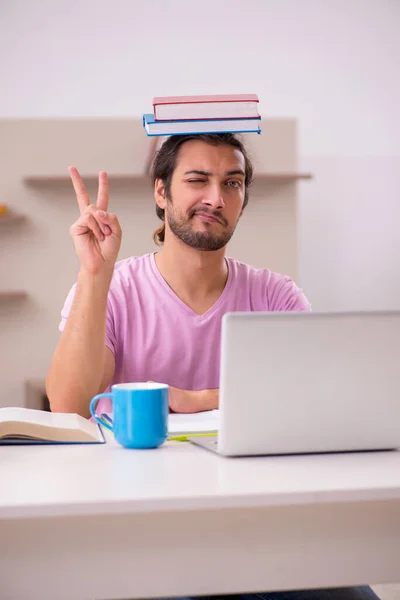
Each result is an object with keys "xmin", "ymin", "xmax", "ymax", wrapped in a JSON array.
[{"xmin": 68, "ymin": 167, "xmax": 122, "ymax": 276}]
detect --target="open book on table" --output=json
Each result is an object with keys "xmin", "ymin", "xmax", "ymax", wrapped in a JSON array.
[{"xmin": 0, "ymin": 407, "xmax": 105, "ymax": 445}]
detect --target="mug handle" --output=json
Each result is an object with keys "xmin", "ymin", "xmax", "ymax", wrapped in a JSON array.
[{"xmin": 90, "ymin": 393, "xmax": 113, "ymax": 431}]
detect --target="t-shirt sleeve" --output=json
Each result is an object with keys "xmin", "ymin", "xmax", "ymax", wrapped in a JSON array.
[
  {"xmin": 58, "ymin": 283, "xmax": 117, "ymax": 356},
  {"xmin": 268, "ymin": 274, "xmax": 312, "ymax": 312}
]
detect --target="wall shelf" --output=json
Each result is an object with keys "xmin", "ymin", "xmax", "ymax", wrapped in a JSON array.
[
  {"xmin": 0, "ymin": 291, "xmax": 28, "ymax": 302},
  {"xmin": 23, "ymin": 172, "xmax": 312, "ymax": 184},
  {"xmin": 0, "ymin": 213, "xmax": 26, "ymax": 225},
  {"xmin": 256, "ymin": 173, "xmax": 312, "ymax": 182},
  {"xmin": 23, "ymin": 174, "xmax": 147, "ymax": 184}
]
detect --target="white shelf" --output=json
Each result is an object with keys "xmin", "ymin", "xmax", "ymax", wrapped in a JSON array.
[
  {"xmin": 23, "ymin": 174, "xmax": 147, "ymax": 184},
  {"xmin": 255, "ymin": 173, "xmax": 312, "ymax": 182},
  {"xmin": 0, "ymin": 213, "xmax": 26, "ymax": 225},
  {"xmin": 23, "ymin": 173, "xmax": 312, "ymax": 184},
  {"xmin": 0, "ymin": 291, "xmax": 28, "ymax": 302}
]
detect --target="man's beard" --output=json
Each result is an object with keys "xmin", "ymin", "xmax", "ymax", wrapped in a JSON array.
[{"xmin": 165, "ymin": 195, "xmax": 237, "ymax": 251}]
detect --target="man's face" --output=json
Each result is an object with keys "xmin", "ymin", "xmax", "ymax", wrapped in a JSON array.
[{"xmin": 158, "ymin": 140, "xmax": 246, "ymax": 251}]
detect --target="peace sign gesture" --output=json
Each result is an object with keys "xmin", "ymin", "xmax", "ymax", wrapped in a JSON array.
[{"xmin": 68, "ymin": 167, "xmax": 122, "ymax": 276}]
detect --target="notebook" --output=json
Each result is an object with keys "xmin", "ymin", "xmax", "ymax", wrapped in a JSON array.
[
  {"xmin": 0, "ymin": 407, "xmax": 105, "ymax": 445},
  {"xmin": 168, "ymin": 409, "xmax": 219, "ymax": 437}
]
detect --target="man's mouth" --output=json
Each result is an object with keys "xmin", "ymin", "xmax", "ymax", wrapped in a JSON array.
[{"xmin": 194, "ymin": 212, "xmax": 222, "ymax": 224}]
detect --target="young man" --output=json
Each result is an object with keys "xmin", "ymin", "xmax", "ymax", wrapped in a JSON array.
[
  {"xmin": 46, "ymin": 134, "xmax": 380, "ymax": 600},
  {"xmin": 47, "ymin": 133, "xmax": 311, "ymax": 417}
]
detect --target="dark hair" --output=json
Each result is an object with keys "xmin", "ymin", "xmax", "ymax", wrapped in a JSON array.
[{"xmin": 151, "ymin": 133, "xmax": 254, "ymax": 245}]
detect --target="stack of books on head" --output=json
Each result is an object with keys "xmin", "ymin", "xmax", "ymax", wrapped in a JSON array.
[{"xmin": 143, "ymin": 94, "xmax": 261, "ymax": 136}]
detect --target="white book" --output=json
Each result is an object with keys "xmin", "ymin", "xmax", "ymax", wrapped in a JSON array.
[
  {"xmin": 0, "ymin": 407, "xmax": 105, "ymax": 444},
  {"xmin": 168, "ymin": 410, "xmax": 219, "ymax": 436}
]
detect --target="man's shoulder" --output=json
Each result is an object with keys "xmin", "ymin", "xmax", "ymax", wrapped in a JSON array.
[
  {"xmin": 227, "ymin": 256, "xmax": 289, "ymax": 285},
  {"xmin": 227, "ymin": 257, "xmax": 311, "ymax": 311},
  {"xmin": 111, "ymin": 253, "xmax": 153, "ymax": 282}
]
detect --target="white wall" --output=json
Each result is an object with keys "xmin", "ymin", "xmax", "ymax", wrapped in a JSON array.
[{"xmin": 1, "ymin": 0, "xmax": 399, "ymax": 311}]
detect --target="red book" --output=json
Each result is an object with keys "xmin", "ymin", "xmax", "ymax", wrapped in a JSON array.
[{"xmin": 153, "ymin": 94, "xmax": 260, "ymax": 121}]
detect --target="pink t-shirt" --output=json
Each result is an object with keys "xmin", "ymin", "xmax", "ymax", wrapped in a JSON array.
[{"xmin": 59, "ymin": 252, "xmax": 311, "ymax": 414}]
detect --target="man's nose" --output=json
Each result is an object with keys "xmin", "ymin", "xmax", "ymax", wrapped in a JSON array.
[{"xmin": 202, "ymin": 184, "xmax": 225, "ymax": 210}]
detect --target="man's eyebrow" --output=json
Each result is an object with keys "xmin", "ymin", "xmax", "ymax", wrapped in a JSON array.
[
  {"xmin": 183, "ymin": 170, "xmax": 212, "ymax": 176},
  {"xmin": 183, "ymin": 169, "xmax": 245, "ymax": 177}
]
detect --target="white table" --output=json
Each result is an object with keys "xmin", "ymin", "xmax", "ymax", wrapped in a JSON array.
[{"xmin": 1, "ymin": 440, "xmax": 400, "ymax": 600}]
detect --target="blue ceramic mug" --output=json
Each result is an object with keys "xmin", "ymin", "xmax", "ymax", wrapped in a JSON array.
[{"xmin": 90, "ymin": 382, "xmax": 169, "ymax": 449}]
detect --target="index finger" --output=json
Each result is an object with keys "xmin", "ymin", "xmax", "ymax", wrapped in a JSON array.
[
  {"xmin": 68, "ymin": 166, "xmax": 90, "ymax": 215},
  {"xmin": 96, "ymin": 171, "xmax": 109, "ymax": 212}
]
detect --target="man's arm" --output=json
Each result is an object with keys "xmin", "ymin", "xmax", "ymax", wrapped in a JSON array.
[
  {"xmin": 46, "ymin": 272, "xmax": 115, "ymax": 417},
  {"xmin": 169, "ymin": 386, "xmax": 218, "ymax": 413},
  {"xmin": 47, "ymin": 167, "xmax": 122, "ymax": 418},
  {"xmin": 269, "ymin": 274, "xmax": 311, "ymax": 312}
]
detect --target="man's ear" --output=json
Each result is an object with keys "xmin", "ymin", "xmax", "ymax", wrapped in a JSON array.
[{"xmin": 154, "ymin": 179, "xmax": 167, "ymax": 210}]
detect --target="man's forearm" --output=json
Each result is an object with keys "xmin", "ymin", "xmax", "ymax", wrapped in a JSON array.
[
  {"xmin": 46, "ymin": 270, "xmax": 112, "ymax": 417},
  {"xmin": 169, "ymin": 387, "xmax": 219, "ymax": 413},
  {"xmin": 198, "ymin": 388, "xmax": 219, "ymax": 411}
]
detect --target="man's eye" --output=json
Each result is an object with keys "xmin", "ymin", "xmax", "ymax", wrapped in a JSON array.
[
  {"xmin": 226, "ymin": 180, "xmax": 242, "ymax": 188},
  {"xmin": 187, "ymin": 179, "xmax": 206, "ymax": 184}
]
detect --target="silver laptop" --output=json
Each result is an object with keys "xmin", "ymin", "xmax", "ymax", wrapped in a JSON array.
[{"xmin": 189, "ymin": 311, "xmax": 400, "ymax": 457}]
